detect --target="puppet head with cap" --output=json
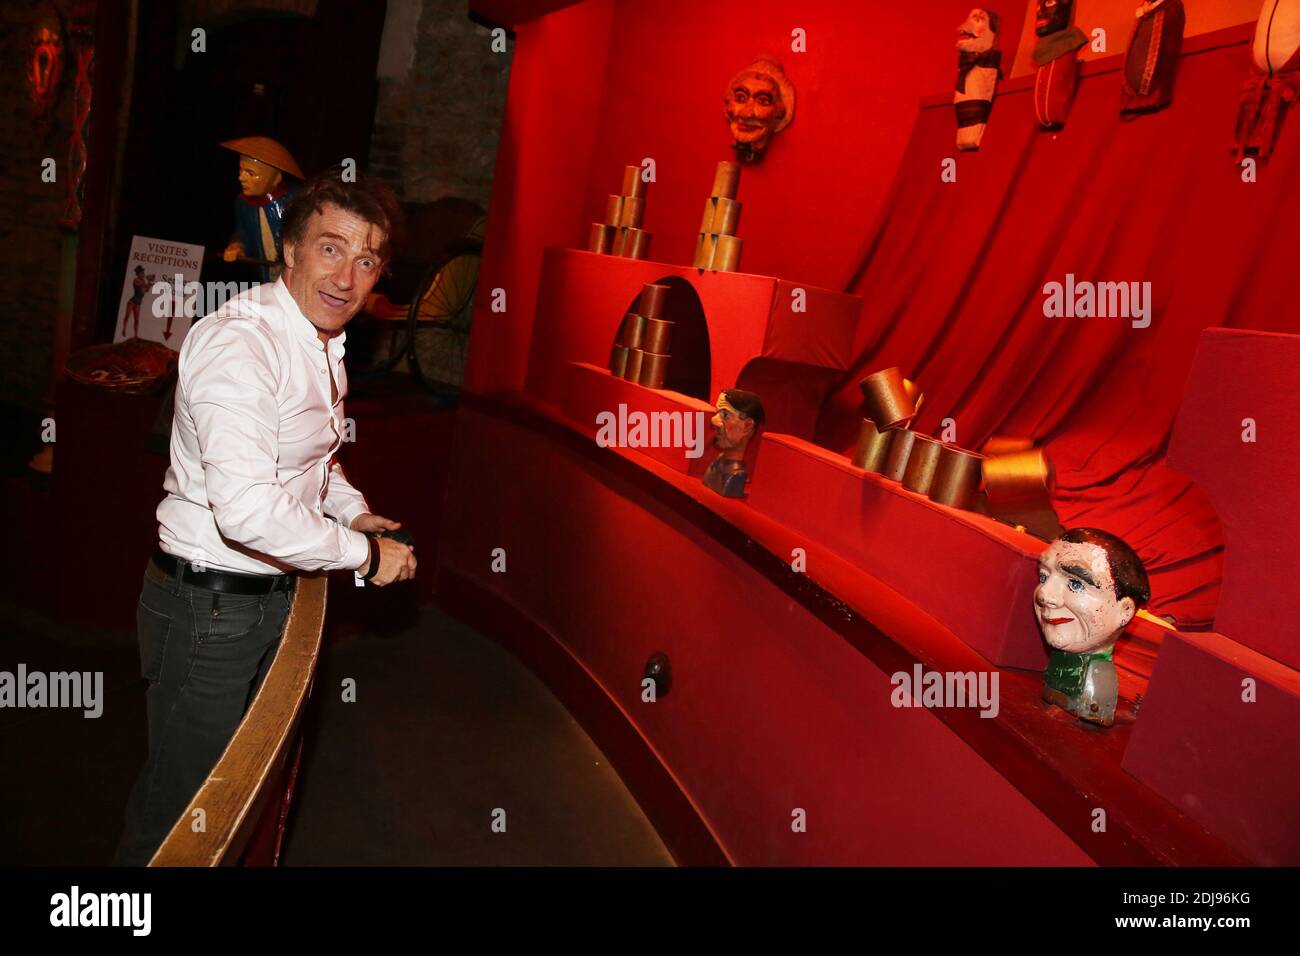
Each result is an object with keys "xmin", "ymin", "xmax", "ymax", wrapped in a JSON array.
[{"xmin": 711, "ymin": 388, "xmax": 765, "ymax": 457}]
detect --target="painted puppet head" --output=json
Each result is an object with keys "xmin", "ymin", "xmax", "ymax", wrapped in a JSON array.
[
  {"xmin": 1035, "ymin": 0, "xmax": 1074, "ymax": 37},
  {"xmin": 711, "ymin": 389, "xmax": 765, "ymax": 455},
  {"xmin": 957, "ymin": 8, "xmax": 1000, "ymax": 52},
  {"xmin": 1035, "ymin": 528, "xmax": 1150, "ymax": 655},
  {"xmin": 236, "ymin": 156, "xmax": 283, "ymax": 198},
  {"xmin": 723, "ymin": 56, "xmax": 795, "ymax": 162}
]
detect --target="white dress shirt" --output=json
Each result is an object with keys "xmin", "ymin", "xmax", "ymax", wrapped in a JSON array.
[{"xmin": 157, "ymin": 277, "xmax": 372, "ymax": 575}]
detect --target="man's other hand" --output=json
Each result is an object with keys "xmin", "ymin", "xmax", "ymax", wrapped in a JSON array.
[
  {"xmin": 353, "ymin": 513, "xmax": 402, "ymax": 534},
  {"xmin": 363, "ymin": 537, "xmax": 416, "ymax": 586},
  {"xmin": 222, "ymin": 241, "xmax": 245, "ymax": 263}
]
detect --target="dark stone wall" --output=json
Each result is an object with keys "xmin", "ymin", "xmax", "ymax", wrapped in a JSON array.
[
  {"xmin": 0, "ymin": 3, "xmax": 75, "ymax": 413},
  {"xmin": 368, "ymin": 0, "xmax": 513, "ymax": 207}
]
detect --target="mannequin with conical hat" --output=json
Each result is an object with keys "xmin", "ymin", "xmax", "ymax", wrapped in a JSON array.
[{"xmin": 219, "ymin": 136, "xmax": 303, "ymax": 281}]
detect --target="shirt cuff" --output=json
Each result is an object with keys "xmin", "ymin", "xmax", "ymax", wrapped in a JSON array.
[{"xmin": 343, "ymin": 528, "xmax": 371, "ymax": 572}]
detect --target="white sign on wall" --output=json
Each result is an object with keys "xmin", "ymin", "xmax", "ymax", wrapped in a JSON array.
[{"xmin": 113, "ymin": 235, "xmax": 205, "ymax": 349}]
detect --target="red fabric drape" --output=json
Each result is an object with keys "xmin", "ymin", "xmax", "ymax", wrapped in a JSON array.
[{"xmin": 816, "ymin": 34, "xmax": 1300, "ymax": 629}]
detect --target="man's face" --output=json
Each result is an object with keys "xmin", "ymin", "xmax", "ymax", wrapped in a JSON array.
[
  {"xmin": 282, "ymin": 203, "xmax": 386, "ymax": 340},
  {"xmin": 1035, "ymin": 0, "xmax": 1072, "ymax": 36},
  {"xmin": 957, "ymin": 9, "xmax": 996, "ymax": 52},
  {"xmin": 237, "ymin": 156, "xmax": 283, "ymax": 198},
  {"xmin": 1035, "ymin": 539, "xmax": 1135, "ymax": 654},
  {"xmin": 711, "ymin": 393, "xmax": 755, "ymax": 452},
  {"xmin": 726, "ymin": 74, "xmax": 782, "ymax": 150}
]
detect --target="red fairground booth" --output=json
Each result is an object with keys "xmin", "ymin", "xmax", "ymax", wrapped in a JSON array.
[{"xmin": 437, "ymin": 0, "xmax": 1300, "ymax": 865}]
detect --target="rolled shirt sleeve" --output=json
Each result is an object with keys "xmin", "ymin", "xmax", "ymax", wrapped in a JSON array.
[
  {"xmin": 325, "ymin": 458, "xmax": 371, "ymax": 530},
  {"xmin": 185, "ymin": 323, "xmax": 370, "ymax": 572}
]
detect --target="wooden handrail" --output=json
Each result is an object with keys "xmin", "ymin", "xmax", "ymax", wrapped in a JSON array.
[{"xmin": 149, "ymin": 574, "xmax": 328, "ymax": 866}]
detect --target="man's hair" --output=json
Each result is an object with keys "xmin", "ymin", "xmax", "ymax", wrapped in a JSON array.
[
  {"xmin": 1058, "ymin": 528, "xmax": 1150, "ymax": 607},
  {"xmin": 281, "ymin": 165, "xmax": 406, "ymax": 265},
  {"xmin": 722, "ymin": 388, "xmax": 765, "ymax": 426}
]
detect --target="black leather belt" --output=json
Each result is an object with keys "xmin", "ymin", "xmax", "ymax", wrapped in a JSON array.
[{"xmin": 152, "ymin": 547, "xmax": 296, "ymax": 595}]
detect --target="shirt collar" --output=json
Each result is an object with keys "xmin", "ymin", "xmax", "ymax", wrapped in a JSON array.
[{"xmin": 271, "ymin": 277, "xmax": 347, "ymax": 353}]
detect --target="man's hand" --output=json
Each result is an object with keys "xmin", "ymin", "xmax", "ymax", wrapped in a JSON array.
[
  {"xmin": 352, "ymin": 513, "xmax": 402, "ymax": 534},
  {"xmin": 361, "ymin": 536, "xmax": 416, "ymax": 586},
  {"xmin": 222, "ymin": 241, "xmax": 245, "ymax": 263}
]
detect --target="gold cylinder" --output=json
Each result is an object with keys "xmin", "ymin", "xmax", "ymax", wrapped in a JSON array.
[
  {"xmin": 619, "ymin": 196, "xmax": 645, "ymax": 229},
  {"xmin": 881, "ymin": 428, "xmax": 916, "ymax": 482},
  {"xmin": 699, "ymin": 198, "xmax": 717, "ymax": 234},
  {"xmin": 617, "ymin": 312, "xmax": 646, "ymax": 349},
  {"xmin": 642, "ymin": 318, "xmax": 674, "ymax": 354},
  {"xmin": 858, "ymin": 368, "xmax": 917, "ymax": 430},
  {"xmin": 638, "ymin": 283, "xmax": 669, "ymax": 318},
  {"xmin": 712, "ymin": 197, "xmax": 741, "ymax": 236},
  {"xmin": 639, "ymin": 351, "xmax": 670, "ymax": 389},
  {"xmin": 694, "ymin": 233, "xmax": 715, "ymax": 269},
  {"xmin": 902, "ymin": 435, "xmax": 944, "ymax": 495},
  {"xmin": 712, "ymin": 234, "xmax": 743, "ymax": 272},
  {"xmin": 930, "ymin": 445, "xmax": 984, "ymax": 510},
  {"xmin": 851, "ymin": 418, "xmax": 892, "ymax": 474},
  {"xmin": 982, "ymin": 435, "xmax": 1035, "ymax": 457},
  {"xmin": 623, "ymin": 347, "xmax": 644, "ymax": 383},
  {"xmin": 604, "ymin": 194, "xmax": 625, "ymax": 227},
  {"xmin": 609, "ymin": 344, "xmax": 630, "ymax": 377},
  {"xmin": 983, "ymin": 448, "xmax": 1056, "ymax": 511},
  {"xmin": 622, "ymin": 228, "xmax": 651, "ymax": 259},
  {"xmin": 622, "ymin": 164, "xmax": 647, "ymax": 198},
  {"xmin": 711, "ymin": 161, "xmax": 741, "ymax": 199},
  {"xmin": 611, "ymin": 227, "xmax": 627, "ymax": 256},
  {"xmin": 588, "ymin": 223, "xmax": 614, "ymax": 254}
]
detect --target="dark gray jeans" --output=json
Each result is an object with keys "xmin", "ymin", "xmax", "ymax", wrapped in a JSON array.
[{"xmin": 112, "ymin": 558, "xmax": 293, "ymax": 865}]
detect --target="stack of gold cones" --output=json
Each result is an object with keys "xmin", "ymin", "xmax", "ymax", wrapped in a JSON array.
[
  {"xmin": 609, "ymin": 283, "xmax": 673, "ymax": 388},
  {"xmin": 694, "ymin": 161, "xmax": 743, "ymax": 272},
  {"xmin": 589, "ymin": 165, "xmax": 652, "ymax": 260}
]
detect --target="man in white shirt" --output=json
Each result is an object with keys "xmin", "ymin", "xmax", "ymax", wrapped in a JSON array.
[{"xmin": 114, "ymin": 168, "xmax": 416, "ymax": 865}]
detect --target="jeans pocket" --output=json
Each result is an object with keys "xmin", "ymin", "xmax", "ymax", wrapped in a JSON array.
[
  {"xmin": 192, "ymin": 591, "xmax": 269, "ymax": 645},
  {"xmin": 137, "ymin": 592, "xmax": 174, "ymax": 683}
]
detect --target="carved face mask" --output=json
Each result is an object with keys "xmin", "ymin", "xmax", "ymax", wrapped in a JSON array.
[
  {"xmin": 1035, "ymin": 0, "xmax": 1073, "ymax": 37},
  {"xmin": 723, "ymin": 57, "xmax": 794, "ymax": 162},
  {"xmin": 956, "ymin": 8, "xmax": 997, "ymax": 53},
  {"xmin": 1035, "ymin": 539, "xmax": 1136, "ymax": 655}
]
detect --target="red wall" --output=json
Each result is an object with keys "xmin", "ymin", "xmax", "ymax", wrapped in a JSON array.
[{"xmin": 467, "ymin": 0, "xmax": 1029, "ymax": 395}]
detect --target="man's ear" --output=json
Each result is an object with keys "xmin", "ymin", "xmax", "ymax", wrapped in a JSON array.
[
  {"xmin": 1118, "ymin": 596, "xmax": 1136, "ymax": 629},
  {"xmin": 283, "ymin": 241, "xmax": 296, "ymax": 269}
]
